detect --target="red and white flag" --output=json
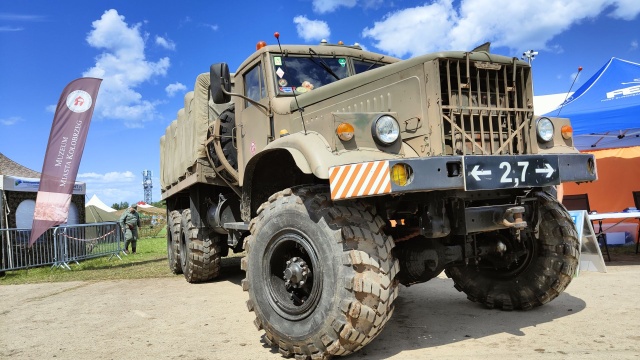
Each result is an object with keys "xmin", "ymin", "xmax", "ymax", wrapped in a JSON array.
[{"xmin": 29, "ymin": 78, "xmax": 102, "ymax": 247}]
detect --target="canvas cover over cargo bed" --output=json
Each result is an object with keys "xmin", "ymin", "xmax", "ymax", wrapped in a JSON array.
[{"xmin": 160, "ymin": 73, "xmax": 232, "ymax": 194}]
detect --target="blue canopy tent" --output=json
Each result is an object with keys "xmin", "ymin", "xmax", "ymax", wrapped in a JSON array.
[
  {"xmin": 544, "ymin": 57, "xmax": 640, "ymax": 150},
  {"xmin": 545, "ymin": 58, "xmax": 640, "ymax": 216}
]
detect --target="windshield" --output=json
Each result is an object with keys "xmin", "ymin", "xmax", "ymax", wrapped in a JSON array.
[
  {"xmin": 272, "ymin": 56, "xmax": 349, "ymax": 95},
  {"xmin": 353, "ymin": 59, "xmax": 384, "ymax": 74}
]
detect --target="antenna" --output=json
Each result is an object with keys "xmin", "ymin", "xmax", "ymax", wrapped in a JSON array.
[
  {"xmin": 556, "ymin": 66, "xmax": 583, "ymax": 117},
  {"xmin": 274, "ymin": 32, "xmax": 307, "ymax": 135},
  {"xmin": 142, "ymin": 170, "xmax": 153, "ymax": 204}
]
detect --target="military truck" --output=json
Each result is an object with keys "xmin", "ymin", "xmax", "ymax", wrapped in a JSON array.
[{"xmin": 160, "ymin": 36, "xmax": 597, "ymax": 359}]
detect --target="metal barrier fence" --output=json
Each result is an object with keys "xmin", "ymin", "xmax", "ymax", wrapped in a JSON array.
[
  {"xmin": 54, "ymin": 222, "xmax": 122, "ymax": 269},
  {"xmin": 0, "ymin": 227, "xmax": 57, "ymax": 271},
  {"xmin": 0, "ymin": 222, "xmax": 122, "ymax": 272}
]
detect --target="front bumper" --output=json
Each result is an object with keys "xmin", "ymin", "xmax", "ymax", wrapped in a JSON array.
[{"xmin": 328, "ymin": 153, "xmax": 597, "ymax": 200}]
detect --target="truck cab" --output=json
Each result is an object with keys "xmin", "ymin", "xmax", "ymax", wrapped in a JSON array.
[{"xmin": 162, "ymin": 38, "xmax": 597, "ymax": 360}]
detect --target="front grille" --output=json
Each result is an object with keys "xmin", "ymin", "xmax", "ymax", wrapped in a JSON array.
[{"xmin": 439, "ymin": 57, "xmax": 533, "ymax": 155}]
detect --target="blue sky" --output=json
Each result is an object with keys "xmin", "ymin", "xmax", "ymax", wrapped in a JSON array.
[{"xmin": 1, "ymin": 0, "xmax": 639, "ymax": 207}]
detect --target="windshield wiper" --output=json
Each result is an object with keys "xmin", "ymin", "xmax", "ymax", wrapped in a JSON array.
[
  {"xmin": 308, "ymin": 48, "xmax": 341, "ymax": 81},
  {"xmin": 365, "ymin": 55, "xmax": 385, "ymax": 71}
]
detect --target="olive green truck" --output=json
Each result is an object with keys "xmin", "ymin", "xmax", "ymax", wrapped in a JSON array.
[{"xmin": 160, "ymin": 38, "xmax": 597, "ymax": 359}]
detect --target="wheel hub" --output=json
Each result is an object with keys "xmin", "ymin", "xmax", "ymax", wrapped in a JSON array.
[{"xmin": 283, "ymin": 257, "xmax": 310, "ymax": 288}]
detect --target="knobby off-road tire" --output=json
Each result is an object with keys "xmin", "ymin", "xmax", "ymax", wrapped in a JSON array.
[
  {"xmin": 445, "ymin": 191, "xmax": 579, "ymax": 310},
  {"xmin": 180, "ymin": 209, "xmax": 222, "ymax": 283},
  {"xmin": 167, "ymin": 210, "xmax": 182, "ymax": 275},
  {"xmin": 241, "ymin": 186, "xmax": 400, "ymax": 359}
]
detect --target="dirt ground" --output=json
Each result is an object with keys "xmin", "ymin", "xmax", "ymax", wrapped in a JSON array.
[{"xmin": 1, "ymin": 255, "xmax": 640, "ymax": 360}]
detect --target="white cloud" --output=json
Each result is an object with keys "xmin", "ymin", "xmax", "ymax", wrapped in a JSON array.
[
  {"xmin": 202, "ymin": 23, "xmax": 219, "ymax": 31},
  {"xmin": 311, "ymin": 0, "xmax": 382, "ymax": 14},
  {"xmin": 83, "ymin": 9, "xmax": 170, "ymax": 126},
  {"xmin": 0, "ymin": 13, "xmax": 45, "ymax": 31},
  {"xmin": 362, "ymin": 0, "xmax": 456, "ymax": 58},
  {"xmin": 631, "ymin": 40, "xmax": 639, "ymax": 51},
  {"xmin": 79, "ymin": 171, "xmax": 136, "ymax": 183},
  {"xmin": 177, "ymin": 16, "xmax": 217, "ymax": 31},
  {"xmin": 165, "ymin": 82, "xmax": 187, "ymax": 97},
  {"xmin": 155, "ymin": 35, "xmax": 176, "ymax": 50},
  {"xmin": 361, "ymin": 0, "xmax": 384, "ymax": 9},
  {"xmin": 0, "ymin": 26, "xmax": 23, "ymax": 32},
  {"xmin": 0, "ymin": 116, "xmax": 23, "ymax": 126},
  {"xmin": 312, "ymin": 0, "xmax": 357, "ymax": 13},
  {"xmin": 78, "ymin": 171, "xmax": 140, "ymax": 206},
  {"xmin": 293, "ymin": 15, "xmax": 330, "ymax": 42},
  {"xmin": 362, "ymin": 0, "xmax": 640, "ymax": 58},
  {"xmin": 608, "ymin": 0, "xmax": 640, "ymax": 20},
  {"xmin": 0, "ymin": 13, "xmax": 46, "ymax": 21}
]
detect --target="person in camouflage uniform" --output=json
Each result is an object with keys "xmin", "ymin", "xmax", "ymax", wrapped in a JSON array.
[{"xmin": 119, "ymin": 204, "xmax": 141, "ymax": 254}]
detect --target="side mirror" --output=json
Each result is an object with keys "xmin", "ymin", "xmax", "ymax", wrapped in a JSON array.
[{"xmin": 210, "ymin": 63, "xmax": 231, "ymax": 104}]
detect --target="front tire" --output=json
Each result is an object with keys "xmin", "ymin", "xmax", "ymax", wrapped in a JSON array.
[
  {"xmin": 445, "ymin": 191, "xmax": 579, "ymax": 310},
  {"xmin": 242, "ymin": 186, "xmax": 399, "ymax": 358},
  {"xmin": 180, "ymin": 209, "xmax": 222, "ymax": 283}
]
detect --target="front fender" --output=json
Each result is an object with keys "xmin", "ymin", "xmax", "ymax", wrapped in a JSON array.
[{"xmin": 253, "ymin": 131, "xmax": 418, "ymax": 180}]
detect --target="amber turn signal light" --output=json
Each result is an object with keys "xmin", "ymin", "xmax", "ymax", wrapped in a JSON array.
[
  {"xmin": 336, "ymin": 122, "xmax": 355, "ymax": 141},
  {"xmin": 561, "ymin": 125, "xmax": 573, "ymax": 139},
  {"xmin": 391, "ymin": 163, "xmax": 412, "ymax": 186}
]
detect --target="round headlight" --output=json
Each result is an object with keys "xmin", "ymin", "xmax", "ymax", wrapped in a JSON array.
[
  {"xmin": 536, "ymin": 117, "xmax": 554, "ymax": 142},
  {"xmin": 372, "ymin": 115, "xmax": 400, "ymax": 145}
]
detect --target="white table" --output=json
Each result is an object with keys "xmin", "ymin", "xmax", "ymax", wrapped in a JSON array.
[
  {"xmin": 588, "ymin": 212, "xmax": 640, "ymax": 221},
  {"xmin": 588, "ymin": 212, "xmax": 640, "ymax": 258}
]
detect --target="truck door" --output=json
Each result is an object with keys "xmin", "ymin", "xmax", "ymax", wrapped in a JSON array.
[{"xmin": 237, "ymin": 59, "xmax": 270, "ymax": 175}]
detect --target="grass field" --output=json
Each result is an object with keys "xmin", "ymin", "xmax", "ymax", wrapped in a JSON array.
[
  {"xmin": 1, "ymin": 225, "xmax": 636, "ymax": 286},
  {"xmin": 0, "ymin": 227, "xmax": 175, "ymax": 285}
]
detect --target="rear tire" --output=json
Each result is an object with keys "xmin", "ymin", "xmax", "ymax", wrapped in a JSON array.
[
  {"xmin": 180, "ymin": 209, "xmax": 222, "ymax": 283},
  {"xmin": 445, "ymin": 191, "xmax": 579, "ymax": 310},
  {"xmin": 167, "ymin": 210, "xmax": 182, "ymax": 275},
  {"xmin": 242, "ymin": 186, "xmax": 399, "ymax": 358}
]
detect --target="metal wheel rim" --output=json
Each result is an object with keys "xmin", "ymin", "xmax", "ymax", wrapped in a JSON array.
[
  {"xmin": 263, "ymin": 229, "xmax": 323, "ymax": 321},
  {"xmin": 478, "ymin": 232, "xmax": 536, "ymax": 279}
]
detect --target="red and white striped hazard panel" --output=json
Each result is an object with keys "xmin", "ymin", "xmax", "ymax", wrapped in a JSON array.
[{"xmin": 328, "ymin": 160, "xmax": 391, "ymax": 200}]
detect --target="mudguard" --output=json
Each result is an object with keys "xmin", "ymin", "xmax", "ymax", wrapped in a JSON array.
[{"xmin": 244, "ymin": 131, "xmax": 418, "ymax": 182}]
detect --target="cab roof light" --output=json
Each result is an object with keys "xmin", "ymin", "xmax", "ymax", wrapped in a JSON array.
[{"xmin": 256, "ymin": 41, "xmax": 267, "ymax": 50}]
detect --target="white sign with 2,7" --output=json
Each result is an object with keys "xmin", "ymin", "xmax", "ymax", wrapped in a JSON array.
[{"xmin": 464, "ymin": 156, "xmax": 559, "ymax": 190}]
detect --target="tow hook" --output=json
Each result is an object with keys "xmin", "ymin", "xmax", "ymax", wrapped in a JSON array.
[{"xmin": 501, "ymin": 206, "xmax": 527, "ymax": 239}]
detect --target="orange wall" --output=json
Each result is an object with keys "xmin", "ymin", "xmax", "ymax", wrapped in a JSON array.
[{"xmin": 564, "ymin": 147, "xmax": 640, "ymax": 213}]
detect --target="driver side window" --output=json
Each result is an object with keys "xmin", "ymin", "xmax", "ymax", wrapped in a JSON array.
[{"xmin": 244, "ymin": 62, "xmax": 265, "ymax": 108}]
